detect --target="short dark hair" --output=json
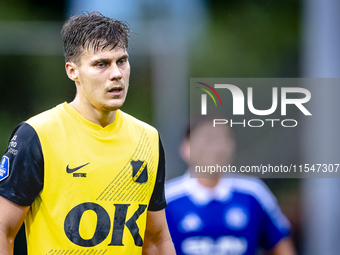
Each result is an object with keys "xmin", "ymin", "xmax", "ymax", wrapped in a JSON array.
[{"xmin": 61, "ymin": 11, "xmax": 130, "ymax": 63}]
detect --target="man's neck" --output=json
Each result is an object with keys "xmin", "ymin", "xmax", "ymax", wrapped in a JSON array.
[
  {"xmin": 197, "ymin": 178, "xmax": 220, "ymax": 189},
  {"xmin": 69, "ymin": 98, "xmax": 116, "ymax": 127}
]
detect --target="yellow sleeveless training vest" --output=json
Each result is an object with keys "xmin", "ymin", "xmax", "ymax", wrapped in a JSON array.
[{"xmin": 25, "ymin": 103, "xmax": 159, "ymax": 255}]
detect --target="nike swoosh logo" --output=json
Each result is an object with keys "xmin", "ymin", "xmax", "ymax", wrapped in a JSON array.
[{"xmin": 66, "ymin": 162, "xmax": 90, "ymax": 174}]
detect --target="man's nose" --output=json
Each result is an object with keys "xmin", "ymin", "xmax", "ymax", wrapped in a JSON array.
[{"xmin": 109, "ymin": 64, "xmax": 122, "ymax": 80}]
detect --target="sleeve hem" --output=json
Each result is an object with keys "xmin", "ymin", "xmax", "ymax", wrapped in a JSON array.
[
  {"xmin": 263, "ymin": 231, "xmax": 291, "ymax": 250},
  {"xmin": 148, "ymin": 201, "xmax": 167, "ymax": 211},
  {"xmin": 0, "ymin": 189, "xmax": 32, "ymax": 207}
]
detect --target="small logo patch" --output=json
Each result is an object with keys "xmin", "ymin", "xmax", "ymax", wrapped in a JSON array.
[
  {"xmin": 66, "ymin": 162, "xmax": 90, "ymax": 174},
  {"xmin": 131, "ymin": 160, "xmax": 148, "ymax": 183},
  {"xmin": 0, "ymin": 156, "xmax": 9, "ymax": 181},
  {"xmin": 180, "ymin": 213, "xmax": 203, "ymax": 233},
  {"xmin": 225, "ymin": 207, "xmax": 249, "ymax": 230}
]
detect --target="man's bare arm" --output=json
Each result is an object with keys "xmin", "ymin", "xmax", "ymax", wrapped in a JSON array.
[
  {"xmin": 0, "ymin": 196, "xmax": 29, "ymax": 255},
  {"xmin": 271, "ymin": 237, "xmax": 296, "ymax": 255},
  {"xmin": 142, "ymin": 209, "xmax": 176, "ymax": 255}
]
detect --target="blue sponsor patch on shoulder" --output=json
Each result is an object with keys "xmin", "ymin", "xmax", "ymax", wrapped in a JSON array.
[{"xmin": 0, "ymin": 156, "xmax": 9, "ymax": 181}]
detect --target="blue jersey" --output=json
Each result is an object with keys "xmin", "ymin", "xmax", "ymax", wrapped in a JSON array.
[{"xmin": 165, "ymin": 173, "xmax": 290, "ymax": 255}]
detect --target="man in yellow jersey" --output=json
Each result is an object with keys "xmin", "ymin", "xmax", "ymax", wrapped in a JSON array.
[{"xmin": 0, "ymin": 11, "xmax": 176, "ymax": 255}]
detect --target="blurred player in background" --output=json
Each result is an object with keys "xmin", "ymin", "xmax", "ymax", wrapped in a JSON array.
[
  {"xmin": 165, "ymin": 117, "xmax": 296, "ymax": 255},
  {"xmin": 0, "ymin": 11, "xmax": 175, "ymax": 255}
]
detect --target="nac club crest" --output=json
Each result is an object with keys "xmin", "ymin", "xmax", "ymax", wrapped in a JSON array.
[{"xmin": 131, "ymin": 160, "xmax": 148, "ymax": 183}]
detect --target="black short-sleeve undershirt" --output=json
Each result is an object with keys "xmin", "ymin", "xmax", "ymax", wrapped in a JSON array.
[
  {"xmin": 0, "ymin": 123, "xmax": 44, "ymax": 206},
  {"xmin": 148, "ymin": 138, "xmax": 167, "ymax": 211}
]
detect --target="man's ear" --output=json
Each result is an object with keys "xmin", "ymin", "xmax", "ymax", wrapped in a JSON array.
[{"xmin": 65, "ymin": 62, "xmax": 78, "ymax": 81}]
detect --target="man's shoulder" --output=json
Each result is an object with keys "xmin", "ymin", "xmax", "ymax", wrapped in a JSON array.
[
  {"xmin": 119, "ymin": 110, "xmax": 158, "ymax": 134},
  {"xmin": 165, "ymin": 174, "xmax": 189, "ymax": 203},
  {"xmin": 231, "ymin": 177, "xmax": 291, "ymax": 233},
  {"xmin": 26, "ymin": 103, "xmax": 65, "ymax": 129},
  {"xmin": 230, "ymin": 177, "xmax": 271, "ymax": 196},
  {"xmin": 229, "ymin": 177, "xmax": 281, "ymax": 214}
]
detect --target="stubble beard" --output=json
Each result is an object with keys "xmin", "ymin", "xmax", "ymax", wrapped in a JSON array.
[{"xmin": 101, "ymin": 97, "xmax": 126, "ymax": 112}]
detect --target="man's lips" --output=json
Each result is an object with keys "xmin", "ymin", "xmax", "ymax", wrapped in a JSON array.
[{"xmin": 108, "ymin": 87, "xmax": 123, "ymax": 95}]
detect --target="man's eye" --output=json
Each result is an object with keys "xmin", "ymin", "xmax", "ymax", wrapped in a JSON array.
[
  {"xmin": 117, "ymin": 59, "xmax": 127, "ymax": 65},
  {"xmin": 96, "ymin": 62, "xmax": 108, "ymax": 67}
]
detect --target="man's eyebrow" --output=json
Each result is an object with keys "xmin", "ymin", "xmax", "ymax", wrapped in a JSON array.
[
  {"xmin": 90, "ymin": 58, "xmax": 111, "ymax": 64},
  {"xmin": 90, "ymin": 54, "xmax": 129, "ymax": 64},
  {"xmin": 119, "ymin": 54, "xmax": 129, "ymax": 59}
]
